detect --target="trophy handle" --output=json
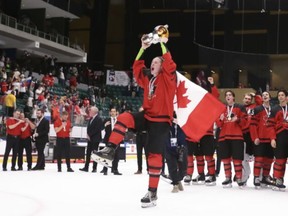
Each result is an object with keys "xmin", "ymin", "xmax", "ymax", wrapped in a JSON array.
[{"xmin": 142, "ymin": 25, "xmax": 169, "ymax": 45}]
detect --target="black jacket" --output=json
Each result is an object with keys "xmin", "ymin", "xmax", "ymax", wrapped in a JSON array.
[
  {"xmin": 87, "ymin": 114, "xmax": 103, "ymax": 143},
  {"xmin": 35, "ymin": 117, "xmax": 50, "ymax": 144},
  {"xmin": 102, "ymin": 117, "xmax": 116, "ymax": 144}
]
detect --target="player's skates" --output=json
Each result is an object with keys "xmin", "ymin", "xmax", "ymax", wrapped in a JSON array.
[
  {"xmin": 236, "ymin": 178, "xmax": 245, "ymax": 189},
  {"xmin": 254, "ymin": 176, "xmax": 261, "ymax": 189},
  {"xmin": 260, "ymin": 176, "xmax": 274, "ymax": 188},
  {"xmin": 222, "ymin": 177, "xmax": 232, "ymax": 188},
  {"xmin": 141, "ymin": 191, "xmax": 158, "ymax": 208},
  {"xmin": 184, "ymin": 175, "xmax": 192, "ymax": 184},
  {"xmin": 91, "ymin": 145, "xmax": 115, "ymax": 168},
  {"xmin": 192, "ymin": 173, "xmax": 205, "ymax": 185},
  {"xmin": 205, "ymin": 175, "xmax": 216, "ymax": 186},
  {"xmin": 272, "ymin": 178, "xmax": 286, "ymax": 192}
]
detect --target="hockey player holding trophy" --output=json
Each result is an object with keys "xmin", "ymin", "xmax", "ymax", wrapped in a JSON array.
[{"xmin": 92, "ymin": 24, "xmax": 177, "ymax": 208}]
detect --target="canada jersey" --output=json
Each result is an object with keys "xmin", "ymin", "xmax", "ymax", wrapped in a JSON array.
[
  {"xmin": 216, "ymin": 103, "xmax": 247, "ymax": 141},
  {"xmin": 242, "ymin": 103, "xmax": 257, "ymax": 134},
  {"xmin": 250, "ymin": 105, "xmax": 274, "ymax": 143},
  {"xmin": 133, "ymin": 52, "xmax": 176, "ymax": 123},
  {"xmin": 269, "ymin": 104, "xmax": 288, "ymax": 139}
]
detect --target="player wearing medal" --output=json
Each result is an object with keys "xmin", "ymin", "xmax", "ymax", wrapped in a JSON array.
[
  {"xmin": 250, "ymin": 91, "xmax": 274, "ymax": 189},
  {"xmin": 93, "ymin": 33, "xmax": 177, "ymax": 207},
  {"xmin": 240, "ymin": 93, "xmax": 262, "ymax": 185},
  {"xmin": 216, "ymin": 90, "xmax": 247, "ymax": 188},
  {"xmin": 269, "ymin": 89, "xmax": 288, "ymax": 191}
]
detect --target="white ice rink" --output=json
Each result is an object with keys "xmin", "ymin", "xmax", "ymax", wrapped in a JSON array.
[{"xmin": 0, "ymin": 159, "xmax": 287, "ymax": 216}]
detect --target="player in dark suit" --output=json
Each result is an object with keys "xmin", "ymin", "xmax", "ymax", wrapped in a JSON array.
[
  {"xmin": 79, "ymin": 106, "xmax": 103, "ymax": 172},
  {"xmin": 31, "ymin": 109, "xmax": 50, "ymax": 170}
]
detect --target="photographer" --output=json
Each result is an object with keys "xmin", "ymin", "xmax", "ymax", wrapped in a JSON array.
[{"xmin": 164, "ymin": 117, "xmax": 187, "ymax": 193}]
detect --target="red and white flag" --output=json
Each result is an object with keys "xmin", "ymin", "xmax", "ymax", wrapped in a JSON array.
[{"xmin": 174, "ymin": 72, "xmax": 225, "ymax": 141}]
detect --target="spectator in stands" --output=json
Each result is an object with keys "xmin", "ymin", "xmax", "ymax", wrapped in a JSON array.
[
  {"xmin": 120, "ymin": 100, "xmax": 129, "ymax": 113},
  {"xmin": 48, "ymin": 73, "xmax": 55, "ymax": 87},
  {"xmin": 0, "ymin": 56, "xmax": 5, "ymax": 71},
  {"xmin": 58, "ymin": 67, "xmax": 65, "ymax": 87},
  {"xmin": 73, "ymin": 100, "xmax": 85, "ymax": 125},
  {"xmin": 131, "ymin": 77, "xmax": 139, "ymax": 98},
  {"xmin": 51, "ymin": 102, "xmax": 60, "ymax": 123},
  {"xmin": 31, "ymin": 103, "xmax": 38, "ymax": 121},
  {"xmin": 12, "ymin": 78, "xmax": 20, "ymax": 97},
  {"xmin": 12, "ymin": 68, "xmax": 21, "ymax": 82},
  {"xmin": 69, "ymin": 74, "xmax": 77, "ymax": 91},
  {"xmin": 4, "ymin": 90, "xmax": 16, "ymax": 117},
  {"xmin": 34, "ymin": 84, "xmax": 43, "ymax": 100},
  {"xmin": 37, "ymin": 92, "xmax": 45, "ymax": 108},
  {"xmin": 82, "ymin": 97, "xmax": 90, "ymax": 109},
  {"xmin": 88, "ymin": 86, "xmax": 96, "ymax": 105},
  {"xmin": 24, "ymin": 98, "xmax": 33, "ymax": 119},
  {"xmin": 1, "ymin": 68, "xmax": 7, "ymax": 80},
  {"xmin": 0, "ymin": 78, "xmax": 8, "ymax": 95},
  {"xmin": 48, "ymin": 56, "xmax": 57, "ymax": 74},
  {"xmin": 99, "ymin": 86, "xmax": 107, "ymax": 105},
  {"xmin": 19, "ymin": 74, "xmax": 27, "ymax": 99},
  {"xmin": 42, "ymin": 74, "xmax": 50, "ymax": 87},
  {"xmin": 5, "ymin": 57, "xmax": 12, "ymax": 78}
]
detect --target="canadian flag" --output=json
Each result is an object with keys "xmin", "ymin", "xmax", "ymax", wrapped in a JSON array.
[{"xmin": 175, "ymin": 72, "xmax": 225, "ymax": 141}]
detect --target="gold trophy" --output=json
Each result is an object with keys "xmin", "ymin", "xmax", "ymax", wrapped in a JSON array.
[{"xmin": 142, "ymin": 24, "xmax": 169, "ymax": 45}]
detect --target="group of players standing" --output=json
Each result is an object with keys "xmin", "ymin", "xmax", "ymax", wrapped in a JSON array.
[{"xmin": 182, "ymin": 88, "xmax": 287, "ymax": 191}]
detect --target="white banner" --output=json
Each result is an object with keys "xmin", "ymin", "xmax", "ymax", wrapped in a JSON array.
[{"xmin": 106, "ymin": 70, "xmax": 130, "ymax": 86}]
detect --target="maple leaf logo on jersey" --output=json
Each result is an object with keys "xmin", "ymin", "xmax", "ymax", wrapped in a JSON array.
[{"xmin": 176, "ymin": 80, "xmax": 191, "ymax": 108}]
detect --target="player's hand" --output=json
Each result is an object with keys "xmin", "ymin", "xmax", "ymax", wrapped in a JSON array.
[
  {"xmin": 271, "ymin": 139, "xmax": 276, "ymax": 148},
  {"xmin": 254, "ymin": 138, "xmax": 260, "ymax": 145},
  {"xmin": 207, "ymin": 77, "xmax": 214, "ymax": 85},
  {"xmin": 141, "ymin": 34, "xmax": 151, "ymax": 50},
  {"xmin": 160, "ymin": 37, "xmax": 168, "ymax": 43}
]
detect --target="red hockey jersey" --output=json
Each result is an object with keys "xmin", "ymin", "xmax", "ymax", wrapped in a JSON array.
[
  {"xmin": 133, "ymin": 52, "xmax": 176, "ymax": 123},
  {"xmin": 216, "ymin": 103, "xmax": 247, "ymax": 141},
  {"xmin": 250, "ymin": 104, "xmax": 274, "ymax": 143}
]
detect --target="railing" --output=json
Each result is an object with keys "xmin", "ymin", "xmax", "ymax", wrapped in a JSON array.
[{"xmin": 0, "ymin": 12, "xmax": 71, "ymax": 48}]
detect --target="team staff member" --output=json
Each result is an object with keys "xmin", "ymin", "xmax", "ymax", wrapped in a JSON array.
[
  {"xmin": 18, "ymin": 112, "xmax": 35, "ymax": 171},
  {"xmin": 3, "ymin": 109, "xmax": 23, "ymax": 171},
  {"xmin": 250, "ymin": 91, "xmax": 274, "ymax": 188},
  {"xmin": 31, "ymin": 109, "xmax": 50, "ymax": 170},
  {"xmin": 54, "ymin": 111, "xmax": 74, "ymax": 172},
  {"xmin": 216, "ymin": 90, "xmax": 247, "ymax": 188},
  {"xmin": 79, "ymin": 106, "xmax": 103, "ymax": 172},
  {"xmin": 269, "ymin": 89, "xmax": 288, "ymax": 190},
  {"xmin": 94, "ymin": 35, "xmax": 176, "ymax": 208},
  {"xmin": 101, "ymin": 107, "xmax": 122, "ymax": 175},
  {"xmin": 165, "ymin": 117, "xmax": 187, "ymax": 193}
]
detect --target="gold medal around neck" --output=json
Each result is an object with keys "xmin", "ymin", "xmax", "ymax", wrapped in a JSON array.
[{"xmin": 228, "ymin": 117, "xmax": 232, "ymax": 121}]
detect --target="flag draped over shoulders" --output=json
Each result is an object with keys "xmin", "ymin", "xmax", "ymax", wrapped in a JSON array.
[{"xmin": 174, "ymin": 72, "xmax": 225, "ymax": 141}]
